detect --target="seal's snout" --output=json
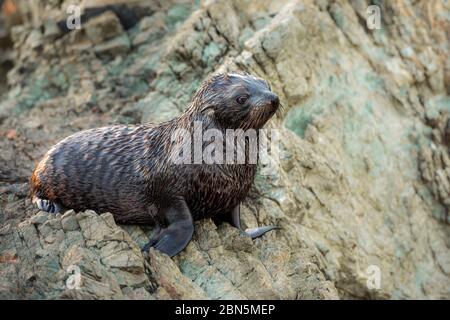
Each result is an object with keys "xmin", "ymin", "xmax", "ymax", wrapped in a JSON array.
[
  {"xmin": 269, "ymin": 93, "xmax": 279, "ymax": 108},
  {"xmin": 263, "ymin": 92, "xmax": 279, "ymax": 110}
]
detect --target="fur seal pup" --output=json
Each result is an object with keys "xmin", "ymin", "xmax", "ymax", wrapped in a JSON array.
[{"xmin": 30, "ymin": 73, "xmax": 280, "ymax": 257}]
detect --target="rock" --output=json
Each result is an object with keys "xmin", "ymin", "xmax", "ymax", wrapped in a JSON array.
[
  {"xmin": 29, "ymin": 211, "xmax": 50, "ymax": 225},
  {"xmin": 0, "ymin": 210, "xmax": 155, "ymax": 299},
  {"xmin": 84, "ymin": 11, "xmax": 124, "ymax": 44},
  {"xmin": 24, "ymin": 29, "xmax": 43, "ymax": 49},
  {"xmin": 148, "ymin": 248, "xmax": 206, "ymax": 299},
  {"xmin": 93, "ymin": 33, "xmax": 130, "ymax": 55},
  {"xmin": 61, "ymin": 210, "xmax": 80, "ymax": 231},
  {"xmin": 42, "ymin": 21, "xmax": 61, "ymax": 39},
  {"xmin": 137, "ymin": 91, "xmax": 180, "ymax": 124},
  {"xmin": 131, "ymin": 13, "xmax": 167, "ymax": 46},
  {"xmin": 0, "ymin": 208, "xmax": 338, "ymax": 299}
]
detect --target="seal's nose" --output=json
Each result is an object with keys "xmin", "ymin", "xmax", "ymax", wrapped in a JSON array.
[{"xmin": 270, "ymin": 94, "xmax": 279, "ymax": 108}]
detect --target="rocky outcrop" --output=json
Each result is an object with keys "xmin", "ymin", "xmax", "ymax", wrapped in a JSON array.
[
  {"xmin": 0, "ymin": 209, "xmax": 337, "ymax": 299},
  {"xmin": 0, "ymin": 0, "xmax": 449, "ymax": 299}
]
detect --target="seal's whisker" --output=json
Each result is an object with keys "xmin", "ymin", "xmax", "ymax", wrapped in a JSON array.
[{"xmin": 275, "ymin": 102, "xmax": 285, "ymax": 118}]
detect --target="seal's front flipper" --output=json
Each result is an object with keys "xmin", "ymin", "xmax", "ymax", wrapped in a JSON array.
[
  {"xmin": 143, "ymin": 199, "xmax": 194, "ymax": 257},
  {"xmin": 219, "ymin": 204, "xmax": 278, "ymax": 239}
]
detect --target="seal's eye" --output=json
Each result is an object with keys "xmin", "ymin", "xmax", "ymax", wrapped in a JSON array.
[{"xmin": 236, "ymin": 95, "xmax": 249, "ymax": 105}]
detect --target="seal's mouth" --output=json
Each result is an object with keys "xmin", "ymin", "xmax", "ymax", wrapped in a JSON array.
[{"xmin": 249, "ymin": 96, "xmax": 281, "ymax": 129}]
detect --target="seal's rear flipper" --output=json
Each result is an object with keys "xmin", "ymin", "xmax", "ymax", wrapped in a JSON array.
[
  {"xmin": 217, "ymin": 204, "xmax": 278, "ymax": 239},
  {"xmin": 33, "ymin": 197, "xmax": 62, "ymax": 214},
  {"xmin": 245, "ymin": 225, "xmax": 279, "ymax": 239}
]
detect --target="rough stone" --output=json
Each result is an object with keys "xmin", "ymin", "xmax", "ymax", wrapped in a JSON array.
[{"xmin": 84, "ymin": 11, "xmax": 125, "ymax": 44}]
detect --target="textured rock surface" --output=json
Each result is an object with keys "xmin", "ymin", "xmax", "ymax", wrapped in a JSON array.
[{"xmin": 0, "ymin": 0, "xmax": 449, "ymax": 299}]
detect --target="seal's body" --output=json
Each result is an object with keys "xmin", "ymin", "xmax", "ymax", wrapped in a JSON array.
[{"xmin": 30, "ymin": 73, "xmax": 280, "ymax": 257}]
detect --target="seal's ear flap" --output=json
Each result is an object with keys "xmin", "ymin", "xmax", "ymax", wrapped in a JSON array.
[{"xmin": 200, "ymin": 104, "xmax": 215, "ymax": 115}]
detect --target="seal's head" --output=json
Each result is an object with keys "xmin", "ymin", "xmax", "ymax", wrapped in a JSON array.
[{"xmin": 193, "ymin": 73, "xmax": 280, "ymax": 129}]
